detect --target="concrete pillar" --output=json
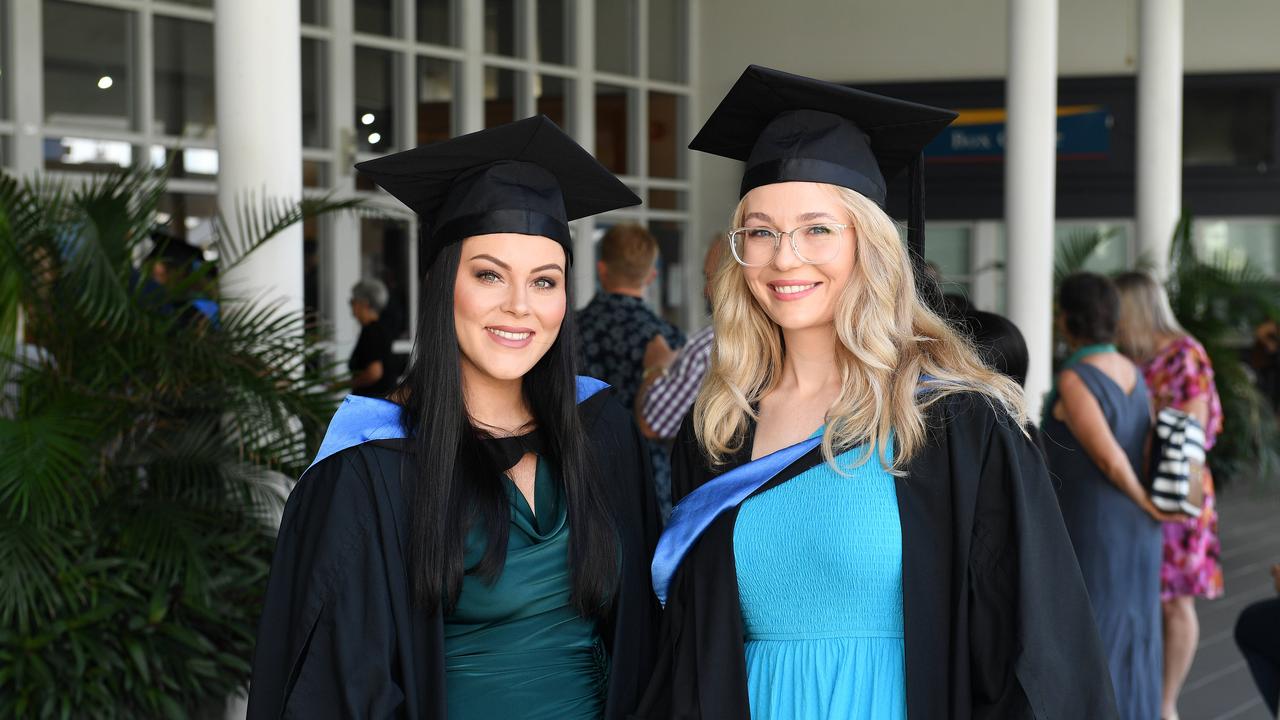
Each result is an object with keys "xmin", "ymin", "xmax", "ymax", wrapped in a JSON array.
[
  {"xmin": 214, "ymin": 0, "xmax": 304, "ymax": 316},
  {"xmin": 571, "ymin": 0, "xmax": 598, "ymax": 308},
  {"xmin": 1137, "ymin": 0, "xmax": 1184, "ymax": 278},
  {"xmin": 1005, "ymin": 0, "xmax": 1058, "ymax": 421}
]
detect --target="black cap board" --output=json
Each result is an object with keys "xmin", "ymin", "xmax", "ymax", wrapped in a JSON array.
[
  {"xmin": 690, "ymin": 65, "xmax": 956, "ymax": 299},
  {"xmin": 355, "ymin": 115, "xmax": 640, "ymax": 267}
]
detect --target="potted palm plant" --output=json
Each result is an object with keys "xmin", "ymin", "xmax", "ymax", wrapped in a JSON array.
[{"xmin": 0, "ymin": 166, "xmax": 357, "ymax": 718}]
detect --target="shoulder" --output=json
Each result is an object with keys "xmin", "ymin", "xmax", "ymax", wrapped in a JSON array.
[
  {"xmin": 921, "ymin": 390, "xmax": 1023, "ymax": 446},
  {"xmin": 283, "ymin": 442, "xmax": 406, "ymax": 541}
]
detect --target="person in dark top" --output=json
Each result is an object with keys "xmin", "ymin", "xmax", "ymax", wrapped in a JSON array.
[
  {"xmin": 247, "ymin": 116, "xmax": 662, "ymax": 719},
  {"xmin": 578, "ymin": 223, "xmax": 685, "ymax": 516},
  {"xmin": 347, "ymin": 278, "xmax": 396, "ymax": 398},
  {"xmin": 637, "ymin": 65, "xmax": 1118, "ymax": 720},
  {"xmin": 1042, "ymin": 273, "xmax": 1176, "ymax": 720}
]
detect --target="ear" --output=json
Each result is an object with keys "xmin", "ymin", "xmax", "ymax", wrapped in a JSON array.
[
  {"xmin": 596, "ymin": 260, "xmax": 608, "ymax": 281},
  {"xmin": 645, "ymin": 267, "xmax": 658, "ymax": 286}
]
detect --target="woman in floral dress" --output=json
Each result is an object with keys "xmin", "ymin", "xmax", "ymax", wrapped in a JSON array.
[{"xmin": 1115, "ymin": 272, "xmax": 1225, "ymax": 720}]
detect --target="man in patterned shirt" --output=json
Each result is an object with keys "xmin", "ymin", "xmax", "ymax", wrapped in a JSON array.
[{"xmin": 578, "ymin": 224, "xmax": 684, "ymax": 516}]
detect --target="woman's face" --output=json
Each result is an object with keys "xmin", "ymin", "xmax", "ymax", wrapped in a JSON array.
[
  {"xmin": 453, "ymin": 233, "xmax": 568, "ymax": 384},
  {"xmin": 739, "ymin": 181, "xmax": 857, "ymax": 332}
]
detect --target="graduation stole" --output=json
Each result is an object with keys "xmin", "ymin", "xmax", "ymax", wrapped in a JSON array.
[
  {"xmin": 651, "ymin": 376, "xmax": 939, "ymax": 607},
  {"xmin": 651, "ymin": 434, "xmax": 822, "ymax": 606},
  {"xmin": 306, "ymin": 375, "xmax": 610, "ymax": 473}
]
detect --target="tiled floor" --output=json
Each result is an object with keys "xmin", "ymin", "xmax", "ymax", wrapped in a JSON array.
[{"xmin": 1176, "ymin": 484, "xmax": 1279, "ymax": 720}]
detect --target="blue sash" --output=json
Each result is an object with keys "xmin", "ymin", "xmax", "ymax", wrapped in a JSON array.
[
  {"xmin": 651, "ymin": 375, "xmax": 940, "ymax": 606},
  {"xmin": 306, "ymin": 375, "xmax": 610, "ymax": 473},
  {"xmin": 650, "ymin": 435, "xmax": 821, "ymax": 606}
]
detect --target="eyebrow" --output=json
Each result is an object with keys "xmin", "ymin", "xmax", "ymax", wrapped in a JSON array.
[
  {"xmin": 470, "ymin": 254, "xmax": 563, "ymax": 275},
  {"xmin": 798, "ymin": 211, "xmax": 839, "ymax": 223},
  {"xmin": 743, "ymin": 211, "xmax": 839, "ymax": 224},
  {"xmin": 470, "ymin": 253, "xmax": 510, "ymax": 269}
]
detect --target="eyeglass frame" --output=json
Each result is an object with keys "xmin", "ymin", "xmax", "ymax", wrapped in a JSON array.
[{"xmin": 726, "ymin": 223, "xmax": 854, "ymax": 267}]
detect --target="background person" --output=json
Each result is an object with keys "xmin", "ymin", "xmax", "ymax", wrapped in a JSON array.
[
  {"xmin": 1234, "ymin": 563, "xmax": 1280, "ymax": 717},
  {"xmin": 1114, "ymin": 270, "xmax": 1225, "ymax": 720},
  {"xmin": 1041, "ymin": 272, "xmax": 1171, "ymax": 720},
  {"xmin": 348, "ymin": 278, "xmax": 396, "ymax": 398}
]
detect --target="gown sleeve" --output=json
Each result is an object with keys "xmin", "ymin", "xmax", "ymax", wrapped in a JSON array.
[
  {"xmin": 246, "ymin": 453, "xmax": 407, "ymax": 719},
  {"xmin": 967, "ymin": 408, "xmax": 1120, "ymax": 720}
]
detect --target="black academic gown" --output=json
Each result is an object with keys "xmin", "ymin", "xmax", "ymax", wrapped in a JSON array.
[
  {"xmin": 636, "ymin": 391, "xmax": 1119, "ymax": 720},
  {"xmin": 247, "ymin": 388, "xmax": 663, "ymax": 719}
]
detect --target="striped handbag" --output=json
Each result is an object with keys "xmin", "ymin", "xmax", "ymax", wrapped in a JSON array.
[{"xmin": 1148, "ymin": 407, "xmax": 1207, "ymax": 517}]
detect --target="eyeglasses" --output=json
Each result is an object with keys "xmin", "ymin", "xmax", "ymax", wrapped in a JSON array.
[{"xmin": 727, "ymin": 223, "xmax": 852, "ymax": 267}]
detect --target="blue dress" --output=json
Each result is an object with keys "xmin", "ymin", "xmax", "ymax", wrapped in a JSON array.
[
  {"xmin": 734, "ymin": 437, "xmax": 908, "ymax": 720},
  {"xmin": 1042, "ymin": 363, "xmax": 1162, "ymax": 720}
]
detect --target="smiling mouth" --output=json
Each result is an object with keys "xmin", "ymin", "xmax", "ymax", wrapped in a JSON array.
[
  {"xmin": 770, "ymin": 282, "xmax": 819, "ymax": 295},
  {"xmin": 486, "ymin": 327, "xmax": 532, "ymax": 341}
]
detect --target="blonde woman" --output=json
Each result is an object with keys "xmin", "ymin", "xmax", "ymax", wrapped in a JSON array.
[
  {"xmin": 1115, "ymin": 271, "xmax": 1225, "ymax": 720},
  {"xmin": 637, "ymin": 66, "xmax": 1117, "ymax": 720}
]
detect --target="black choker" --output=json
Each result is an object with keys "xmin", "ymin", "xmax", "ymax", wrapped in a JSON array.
[{"xmin": 476, "ymin": 428, "xmax": 547, "ymax": 472}]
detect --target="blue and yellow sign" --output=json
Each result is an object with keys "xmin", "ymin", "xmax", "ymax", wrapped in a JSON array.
[{"xmin": 924, "ymin": 105, "xmax": 1112, "ymax": 162}]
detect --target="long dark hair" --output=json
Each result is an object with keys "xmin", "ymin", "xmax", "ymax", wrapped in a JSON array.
[{"xmin": 398, "ymin": 241, "xmax": 618, "ymax": 617}]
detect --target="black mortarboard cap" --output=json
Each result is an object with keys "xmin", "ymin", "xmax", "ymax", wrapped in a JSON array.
[
  {"xmin": 690, "ymin": 65, "xmax": 956, "ymax": 300},
  {"xmin": 355, "ymin": 115, "xmax": 640, "ymax": 267}
]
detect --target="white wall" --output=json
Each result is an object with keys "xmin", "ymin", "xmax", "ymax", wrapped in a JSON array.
[{"xmin": 691, "ymin": 0, "xmax": 1280, "ymax": 265}]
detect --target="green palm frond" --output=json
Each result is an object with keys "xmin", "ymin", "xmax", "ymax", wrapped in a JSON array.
[
  {"xmin": 215, "ymin": 192, "xmax": 364, "ymax": 271},
  {"xmin": 1054, "ymin": 228, "xmax": 1117, "ymax": 285}
]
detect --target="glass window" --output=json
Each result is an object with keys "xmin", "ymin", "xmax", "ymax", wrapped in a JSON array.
[
  {"xmin": 1196, "ymin": 220, "xmax": 1280, "ymax": 275},
  {"xmin": 154, "ymin": 17, "xmax": 216, "ymax": 138},
  {"xmin": 159, "ymin": 0, "xmax": 212, "ymax": 7},
  {"xmin": 302, "ymin": 38, "xmax": 329, "ymax": 148},
  {"xmin": 650, "ymin": 220, "xmax": 685, "ymax": 326},
  {"xmin": 484, "ymin": 67, "xmax": 519, "ymax": 128},
  {"xmin": 595, "ymin": 0, "xmax": 635, "ymax": 75},
  {"xmin": 417, "ymin": 0, "xmax": 456, "ymax": 46},
  {"xmin": 649, "ymin": 189, "xmax": 685, "ymax": 211},
  {"xmin": 44, "ymin": 136, "xmax": 132, "ymax": 172},
  {"xmin": 356, "ymin": 47, "xmax": 397, "ymax": 152},
  {"xmin": 923, "ymin": 226, "xmax": 973, "ymax": 294},
  {"xmin": 1054, "ymin": 222, "xmax": 1130, "ymax": 275},
  {"xmin": 149, "ymin": 146, "xmax": 218, "ymax": 179},
  {"xmin": 484, "ymin": 0, "xmax": 517, "ymax": 56},
  {"xmin": 361, "ymin": 217, "xmax": 412, "ymax": 340},
  {"xmin": 303, "ymin": 160, "xmax": 329, "ymax": 188},
  {"xmin": 355, "ymin": 0, "xmax": 397, "ymax": 36},
  {"xmin": 1184, "ymin": 86, "xmax": 1274, "ymax": 169},
  {"xmin": 595, "ymin": 84, "xmax": 630, "ymax": 174},
  {"xmin": 301, "ymin": 0, "xmax": 326, "ymax": 26},
  {"xmin": 536, "ymin": 0, "xmax": 570, "ymax": 65},
  {"xmin": 155, "ymin": 193, "xmax": 217, "ymax": 244},
  {"xmin": 649, "ymin": 91, "xmax": 684, "ymax": 178},
  {"xmin": 535, "ymin": 75, "xmax": 572, "ymax": 133},
  {"xmin": 416, "ymin": 57, "xmax": 457, "ymax": 145},
  {"xmin": 304, "ymin": 215, "xmax": 322, "ymax": 317},
  {"xmin": 0, "ymin": 136, "xmax": 12, "ymax": 168},
  {"xmin": 648, "ymin": 0, "xmax": 686, "ymax": 82},
  {"xmin": 43, "ymin": 1, "xmax": 135, "ymax": 130}
]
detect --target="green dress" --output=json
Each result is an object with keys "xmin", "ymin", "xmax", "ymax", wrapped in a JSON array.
[{"xmin": 444, "ymin": 457, "xmax": 605, "ymax": 720}]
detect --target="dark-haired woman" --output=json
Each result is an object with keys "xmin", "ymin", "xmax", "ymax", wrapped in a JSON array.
[
  {"xmin": 246, "ymin": 117, "xmax": 662, "ymax": 719},
  {"xmin": 1043, "ymin": 272, "xmax": 1178, "ymax": 720}
]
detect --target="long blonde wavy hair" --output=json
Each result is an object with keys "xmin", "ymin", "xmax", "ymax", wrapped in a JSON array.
[{"xmin": 694, "ymin": 184, "xmax": 1027, "ymax": 473}]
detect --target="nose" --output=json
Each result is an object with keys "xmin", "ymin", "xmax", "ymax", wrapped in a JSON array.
[
  {"xmin": 503, "ymin": 280, "xmax": 531, "ymax": 317},
  {"xmin": 771, "ymin": 231, "xmax": 803, "ymax": 272}
]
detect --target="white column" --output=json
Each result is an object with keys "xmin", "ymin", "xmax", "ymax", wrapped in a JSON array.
[
  {"xmin": 1136, "ymin": 0, "xmax": 1184, "ymax": 279},
  {"xmin": 215, "ymin": 0, "xmax": 304, "ymax": 316},
  {"xmin": 1005, "ymin": 0, "xmax": 1058, "ymax": 421},
  {"xmin": 571, "ymin": 0, "xmax": 598, "ymax": 308}
]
